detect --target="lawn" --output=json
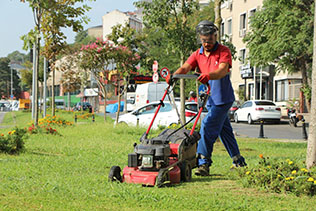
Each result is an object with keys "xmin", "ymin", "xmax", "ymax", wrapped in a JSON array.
[{"xmin": 0, "ymin": 111, "xmax": 315, "ymax": 210}]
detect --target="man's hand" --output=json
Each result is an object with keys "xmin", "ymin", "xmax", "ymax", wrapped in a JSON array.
[
  {"xmin": 166, "ymin": 74, "xmax": 172, "ymax": 85},
  {"xmin": 198, "ymin": 73, "xmax": 210, "ymax": 84}
]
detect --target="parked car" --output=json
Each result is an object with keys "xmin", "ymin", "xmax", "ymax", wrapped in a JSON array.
[
  {"xmin": 0, "ymin": 101, "xmax": 10, "ymax": 111},
  {"xmin": 228, "ymin": 101, "xmax": 241, "ymax": 121},
  {"xmin": 117, "ymin": 101, "xmax": 207, "ymax": 129},
  {"xmin": 234, "ymin": 100, "xmax": 281, "ymax": 124},
  {"xmin": 74, "ymin": 102, "xmax": 92, "ymax": 111},
  {"xmin": 184, "ymin": 102, "xmax": 208, "ymax": 122}
]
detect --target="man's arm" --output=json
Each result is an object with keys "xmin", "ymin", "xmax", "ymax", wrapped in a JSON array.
[
  {"xmin": 173, "ymin": 62, "xmax": 192, "ymax": 75},
  {"xmin": 209, "ymin": 62, "xmax": 229, "ymax": 80}
]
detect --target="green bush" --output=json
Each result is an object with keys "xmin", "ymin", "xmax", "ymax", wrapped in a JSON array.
[
  {"xmin": 235, "ymin": 155, "xmax": 316, "ymax": 196},
  {"xmin": 0, "ymin": 128, "xmax": 27, "ymax": 154}
]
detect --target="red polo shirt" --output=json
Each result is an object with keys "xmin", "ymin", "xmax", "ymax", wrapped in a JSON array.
[
  {"xmin": 186, "ymin": 43, "xmax": 232, "ymax": 73},
  {"xmin": 185, "ymin": 43, "xmax": 235, "ymax": 105}
]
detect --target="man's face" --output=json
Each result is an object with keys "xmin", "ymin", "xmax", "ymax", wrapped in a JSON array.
[{"xmin": 199, "ymin": 34, "xmax": 217, "ymax": 52}]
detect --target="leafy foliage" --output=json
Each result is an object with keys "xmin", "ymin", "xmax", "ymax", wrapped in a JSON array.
[
  {"xmin": 244, "ymin": 0, "xmax": 314, "ymax": 106},
  {"xmin": 0, "ymin": 128, "xmax": 27, "ymax": 154},
  {"xmin": 236, "ymin": 155, "xmax": 316, "ymax": 196},
  {"xmin": 135, "ymin": 0, "xmax": 199, "ymax": 63},
  {"xmin": 0, "ymin": 57, "xmax": 22, "ymax": 98}
]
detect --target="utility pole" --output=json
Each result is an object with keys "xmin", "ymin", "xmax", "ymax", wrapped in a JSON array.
[
  {"xmin": 10, "ymin": 66, "xmax": 13, "ymax": 99},
  {"xmin": 31, "ymin": 44, "xmax": 36, "ymax": 119}
]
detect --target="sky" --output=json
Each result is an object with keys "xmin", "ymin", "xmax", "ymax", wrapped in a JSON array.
[{"xmin": 0, "ymin": 0, "xmax": 139, "ymax": 58}]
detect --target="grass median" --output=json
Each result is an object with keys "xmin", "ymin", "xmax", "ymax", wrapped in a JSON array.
[{"xmin": 0, "ymin": 111, "xmax": 315, "ymax": 210}]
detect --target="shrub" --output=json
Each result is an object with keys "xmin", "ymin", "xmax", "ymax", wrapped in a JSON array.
[
  {"xmin": 235, "ymin": 155, "xmax": 316, "ymax": 196},
  {"xmin": 0, "ymin": 128, "xmax": 27, "ymax": 154},
  {"xmin": 27, "ymin": 123, "xmax": 59, "ymax": 135}
]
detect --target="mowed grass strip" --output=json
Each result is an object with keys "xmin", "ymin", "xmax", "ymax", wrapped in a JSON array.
[{"xmin": 0, "ymin": 111, "xmax": 315, "ymax": 210}]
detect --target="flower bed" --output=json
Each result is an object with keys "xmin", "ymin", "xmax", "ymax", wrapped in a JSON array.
[
  {"xmin": 236, "ymin": 154, "xmax": 316, "ymax": 196},
  {"xmin": 0, "ymin": 128, "xmax": 27, "ymax": 154},
  {"xmin": 39, "ymin": 115, "xmax": 73, "ymax": 127}
]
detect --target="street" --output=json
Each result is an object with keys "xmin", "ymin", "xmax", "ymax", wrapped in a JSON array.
[
  {"xmin": 231, "ymin": 120, "xmax": 308, "ymax": 140},
  {"xmin": 101, "ymin": 112, "xmax": 308, "ymax": 141}
]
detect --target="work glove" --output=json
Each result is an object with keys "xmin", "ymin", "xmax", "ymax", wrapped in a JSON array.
[
  {"xmin": 166, "ymin": 74, "xmax": 178, "ymax": 85},
  {"xmin": 197, "ymin": 73, "xmax": 210, "ymax": 84}
]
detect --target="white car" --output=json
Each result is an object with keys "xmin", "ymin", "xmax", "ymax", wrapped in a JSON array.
[
  {"xmin": 117, "ymin": 101, "xmax": 207, "ymax": 129},
  {"xmin": 234, "ymin": 100, "xmax": 281, "ymax": 124}
]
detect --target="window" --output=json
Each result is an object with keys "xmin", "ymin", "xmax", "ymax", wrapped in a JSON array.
[
  {"xmin": 255, "ymin": 101, "xmax": 276, "ymax": 106},
  {"xmin": 138, "ymin": 104, "xmax": 157, "ymax": 115},
  {"xmin": 240, "ymin": 13, "xmax": 247, "ymax": 30},
  {"xmin": 248, "ymin": 83, "xmax": 254, "ymax": 100},
  {"xmin": 160, "ymin": 103, "xmax": 172, "ymax": 112},
  {"xmin": 275, "ymin": 79, "xmax": 301, "ymax": 102},
  {"xmin": 221, "ymin": 22, "xmax": 225, "ymax": 38},
  {"xmin": 249, "ymin": 8, "xmax": 256, "ymax": 18},
  {"xmin": 239, "ymin": 49, "xmax": 246, "ymax": 64},
  {"xmin": 227, "ymin": 19, "xmax": 232, "ymax": 35}
]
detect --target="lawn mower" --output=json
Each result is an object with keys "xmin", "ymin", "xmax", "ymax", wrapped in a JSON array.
[{"xmin": 109, "ymin": 73, "xmax": 210, "ymax": 187}]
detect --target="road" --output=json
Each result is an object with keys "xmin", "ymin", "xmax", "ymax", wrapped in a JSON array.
[
  {"xmin": 231, "ymin": 120, "xmax": 308, "ymax": 140},
  {"xmin": 100, "ymin": 112, "xmax": 308, "ymax": 141}
]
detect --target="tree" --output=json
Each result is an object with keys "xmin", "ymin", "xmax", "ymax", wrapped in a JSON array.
[
  {"xmin": 79, "ymin": 38, "xmax": 115, "ymax": 122},
  {"xmin": 108, "ymin": 23, "xmax": 143, "ymax": 113},
  {"xmin": 112, "ymin": 45, "xmax": 141, "ymax": 124},
  {"xmin": 21, "ymin": 0, "xmax": 92, "ymax": 124},
  {"xmin": 0, "ymin": 57, "xmax": 21, "ymax": 99},
  {"xmin": 55, "ymin": 54, "xmax": 82, "ymax": 110},
  {"xmin": 306, "ymin": 0, "xmax": 316, "ymax": 169},
  {"xmin": 243, "ymin": 0, "xmax": 314, "ymax": 111},
  {"xmin": 135, "ymin": 0, "xmax": 199, "ymax": 124},
  {"xmin": 214, "ymin": 0, "xmax": 222, "ymax": 43},
  {"xmin": 7, "ymin": 51, "xmax": 28, "ymax": 64}
]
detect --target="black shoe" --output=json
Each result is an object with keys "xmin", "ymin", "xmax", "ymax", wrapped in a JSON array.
[
  {"xmin": 232, "ymin": 155, "xmax": 247, "ymax": 167},
  {"xmin": 195, "ymin": 164, "xmax": 210, "ymax": 176}
]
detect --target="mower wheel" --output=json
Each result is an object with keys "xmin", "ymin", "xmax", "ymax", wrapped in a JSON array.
[
  {"xmin": 108, "ymin": 166, "xmax": 123, "ymax": 182},
  {"xmin": 180, "ymin": 161, "xmax": 192, "ymax": 182},
  {"xmin": 156, "ymin": 169, "xmax": 170, "ymax": 187}
]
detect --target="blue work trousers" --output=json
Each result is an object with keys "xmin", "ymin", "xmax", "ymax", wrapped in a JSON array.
[{"xmin": 197, "ymin": 102, "xmax": 240, "ymax": 166}]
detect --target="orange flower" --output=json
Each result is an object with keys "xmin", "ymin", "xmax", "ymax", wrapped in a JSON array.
[
  {"xmin": 259, "ymin": 154, "xmax": 264, "ymax": 159},
  {"xmin": 1, "ymin": 133, "xmax": 4, "ymax": 136}
]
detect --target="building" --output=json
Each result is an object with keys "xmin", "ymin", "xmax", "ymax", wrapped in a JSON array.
[
  {"xmin": 87, "ymin": 25, "xmax": 103, "ymax": 38},
  {"xmin": 102, "ymin": 9, "xmax": 142, "ymax": 40},
  {"xmin": 218, "ymin": 0, "xmax": 302, "ymax": 110}
]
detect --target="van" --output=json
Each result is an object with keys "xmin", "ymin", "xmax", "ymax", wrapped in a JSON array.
[
  {"xmin": 135, "ymin": 82, "xmax": 172, "ymax": 109},
  {"xmin": 126, "ymin": 92, "xmax": 136, "ymax": 112}
]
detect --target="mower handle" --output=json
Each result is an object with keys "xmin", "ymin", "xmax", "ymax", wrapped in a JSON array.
[{"xmin": 172, "ymin": 73, "xmax": 200, "ymax": 80}]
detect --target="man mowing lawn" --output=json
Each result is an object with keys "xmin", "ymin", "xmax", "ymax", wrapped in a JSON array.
[{"xmin": 168, "ymin": 20, "xmax": 247, "ymax": 176}]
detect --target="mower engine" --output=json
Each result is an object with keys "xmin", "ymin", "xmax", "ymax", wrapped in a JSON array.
[{"xmin": 129, "ymin": 138, "xmax": 171, "ymax": 170}]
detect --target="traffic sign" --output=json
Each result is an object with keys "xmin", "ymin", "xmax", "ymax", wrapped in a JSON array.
[
  {"xmin": 160, "ymin": 67, "xmax": 169, "ymax": 79},
  {"xmin": 198, "ymin": 84, "xmax": 207, "ymax": 95},
  {"xmin": 152, "ymin": 72, "xmax": 159, "ymax": 83},
  {"xmin": 152, "ymin": 60, "xmax": 158, "ymax": 72}
]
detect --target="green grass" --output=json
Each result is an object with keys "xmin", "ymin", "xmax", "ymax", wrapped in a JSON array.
[{"xmin": 0, "ymin": 111, "xmax": 315, "ymax": 210}]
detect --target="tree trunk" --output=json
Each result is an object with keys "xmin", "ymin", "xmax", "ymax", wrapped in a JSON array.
[
  {"xmin": 68, "ymin": 92, "xmax": 71, "ymax": 111},
  {"xmin": 214, "ymin": 0, "xmax": 222, "ymax": 43},
  {"xmin": 52, "ymin": 64, "xmax": 55, "ymax": 116},
  {"xmin": 39, "ymin": 81, "xmax": 43, "ymax": 115},
  {"xmin": 123, "ymin": 76, "xmax": 128, "ymax": 114},
  {"xmin": 306, "ymin": 1, "xmax": 316, "ymax": 169},
  {"xmin": 115, "ymin": 74, "xmax": 121, "ymax": 124},
  {"xmin": 300, "ymin": 60, "xmax": 311, "ymax": 112},
  {"xmin": 34, "ymin": 36, "xmax": 40, "ymax": 126}
]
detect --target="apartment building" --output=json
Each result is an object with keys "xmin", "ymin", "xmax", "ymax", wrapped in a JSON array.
[
  {"xmin": 219, "ymin": 0, "xmax": 302, "ymax": 107},
  {"xmin": 102, "ymin": 9, "xmax": 142, "ymax": 40}
]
